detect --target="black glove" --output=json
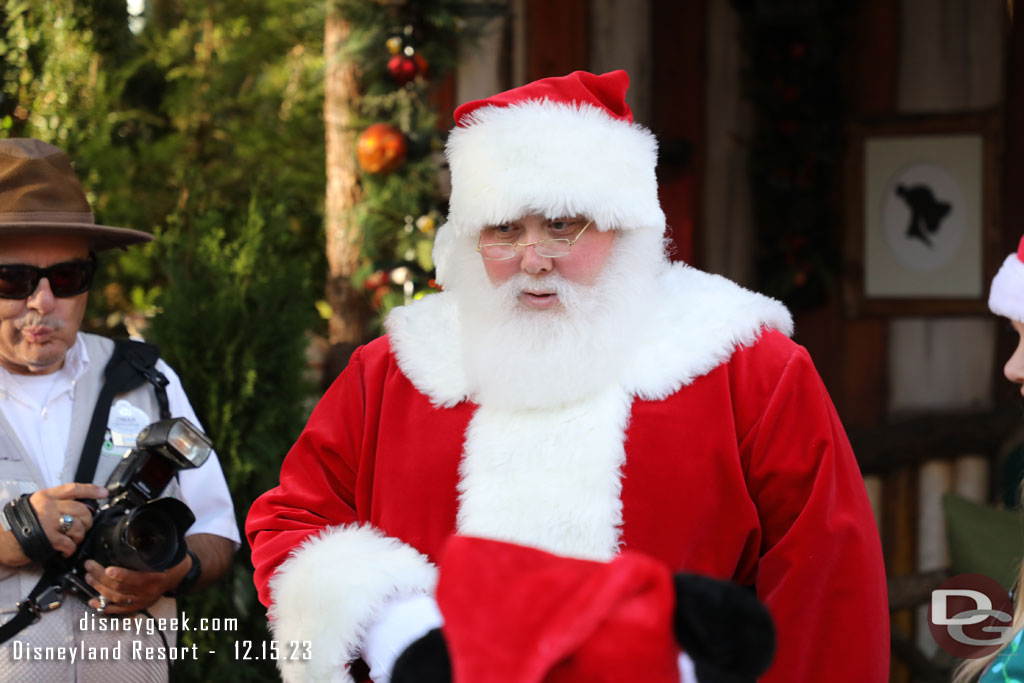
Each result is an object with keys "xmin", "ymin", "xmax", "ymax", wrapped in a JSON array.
[
  {"xmin": 672, "ymin": 573, "xmax": 775, "ymax": 683},
  {"xmin": 391, "ymin": 628, "xmax": 451, "ymax": 683}
]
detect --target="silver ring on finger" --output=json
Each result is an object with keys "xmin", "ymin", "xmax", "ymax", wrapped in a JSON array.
[
  {"xmin": 58, "ymin": 514, "xmax": 74, "ymax": 535},
  {"xmin": 97, "ymin": 595, "xmax": 108, "ymax": 612}
]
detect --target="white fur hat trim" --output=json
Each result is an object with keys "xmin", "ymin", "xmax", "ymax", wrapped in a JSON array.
[
  {"xmin": 443, "ymin": 100, "xmax": 665, "ymax": 238},
  {"xmin": 990, "ymin": 250, "xmax": 1024, "ymax": 322}
]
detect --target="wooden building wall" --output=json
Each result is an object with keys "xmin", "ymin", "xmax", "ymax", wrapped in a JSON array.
[{"xmin": 454, "ymin": 1, "xmax": 1019, "ymax": 679}]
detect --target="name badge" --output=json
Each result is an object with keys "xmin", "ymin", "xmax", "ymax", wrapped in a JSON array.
[{"xmin": 104, "ymin": 399, "xmax": 152, "ymax": 454}]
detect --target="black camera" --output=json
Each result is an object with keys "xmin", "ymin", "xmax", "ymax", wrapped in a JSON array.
[{"xmin": 56, "ymin": 417, "xmax": 213, "ymax": 604}]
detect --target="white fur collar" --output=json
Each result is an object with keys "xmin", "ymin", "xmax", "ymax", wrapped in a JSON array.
[
  {"xmin": 455, "ymin": 385, "xmax": 634, "ymax": 561},
  {"xmin": 385, "ymin": 263, "xmax": 793, "ymax": 407}
]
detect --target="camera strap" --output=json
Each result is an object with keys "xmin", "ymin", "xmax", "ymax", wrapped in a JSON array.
[
  {"xmin": 0, "ymin": 341, "xmax": 171, "ymax": 644},
  {"xmin": 74, "ymin": 339, "xmax": 170, "ymax": 486},
  {"xmin": 0, "ymin": 568, "xmax": 65, "ymax": 644}
]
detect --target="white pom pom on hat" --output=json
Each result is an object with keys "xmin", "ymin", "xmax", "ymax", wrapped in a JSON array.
[{"xmin": 989, "ymin": 235, "xmax": 1024, "ymax": 322}]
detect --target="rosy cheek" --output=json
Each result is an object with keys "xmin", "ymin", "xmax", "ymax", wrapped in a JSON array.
[
  {"xmin": 482, "ymin": 258, "xmax": 517, "ymax": 285},
  {"xmin": 560, "ymin": 235, "xmax": 615, "ymax": 285},
  {"xmin": 558, "ymin": 259, "xmax": 597, "ymax": 285}
]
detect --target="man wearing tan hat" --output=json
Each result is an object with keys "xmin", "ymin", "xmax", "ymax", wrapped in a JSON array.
[
  {"xmin": 0, "ymin": 138, "xmax": 237, "ymax": 681},
  {"xmin": 248, "ymin": 71, "xmax": 889, "ymax": 682}
]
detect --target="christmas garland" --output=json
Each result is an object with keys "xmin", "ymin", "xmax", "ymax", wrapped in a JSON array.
[
  {"xmin": 734, "ymin": 1, "xmax": 849, "ymax": 311},
  {"xmin": 334, "ymin": 0, "xmax": 504, "ymax": 322}
]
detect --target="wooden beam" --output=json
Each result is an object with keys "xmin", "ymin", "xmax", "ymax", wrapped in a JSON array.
[
  {"xmin": 839, "ymin": 0, "xmax": 900, "ymax": 425},
  {"xmin": 1003, "ymin": 2, "xmax": 1023, "ymax": 257},
  {"xmin": 850, "ymin": 407, "xmax": 1018, "ymax": 475},
  {"xmin": 797, "ymin": 0, "xmax": 899, "ymax": 430},
  {"xmin": 887, "ymin": 568, "xmax": 953, "ymax": 611},
  {"xmin": 525, "ymin": 0, "xmax": 588, "ymax": 81},
  {"xmin": 845, "ymin": 0, "xmax": 899, "ymax": 116}
]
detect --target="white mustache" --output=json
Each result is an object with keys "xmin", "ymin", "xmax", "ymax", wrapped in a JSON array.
[
  {"xmin": 499, "ymin": 273, "xmax": 579, "ymax": 306},
  {"xmin": 14, "ymin": 312, "xmax": 65, "ymax": 331}
]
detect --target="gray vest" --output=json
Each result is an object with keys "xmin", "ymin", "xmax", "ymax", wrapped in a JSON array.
[{"xmin": 0, "ymin": 333, "xmax": 182, "ymax": 683}]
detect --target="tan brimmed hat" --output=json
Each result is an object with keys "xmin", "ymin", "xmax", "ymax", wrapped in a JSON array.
[{"xmin": 0, "ymin": 138, "xmax": 153, "ymax": 250}]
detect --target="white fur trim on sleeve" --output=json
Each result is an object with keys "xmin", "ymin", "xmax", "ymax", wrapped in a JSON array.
[
  {"xmin": 267, "ymin": 524, "xmax": 437, "ymax": 683},
  {"xmin": 989, "ymin": 252, "xmax": 1024, "ymax": 322}
]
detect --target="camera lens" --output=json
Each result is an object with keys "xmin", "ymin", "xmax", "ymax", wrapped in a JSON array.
[
  {"xmin": 94, "ymin": 499, "xmax": 194, "ymax": 572},
  {"xmin": 122, "ymin": 508, "xmax": 178, "ymax": 569}
]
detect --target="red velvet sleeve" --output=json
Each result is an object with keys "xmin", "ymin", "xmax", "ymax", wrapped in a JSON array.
[
  {"xmin": 735, "ymin": 334, "xmax": 889, "ymax": 681},
  {"xmin": 245, "ymin": 343, "xmax": 372, "ymax": 608}
]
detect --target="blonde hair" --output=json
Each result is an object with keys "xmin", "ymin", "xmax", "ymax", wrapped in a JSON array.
[
  {"xmin": 955, "ymin": 304, "xmax": 1024, "ymax": 680},
  {"xmin": 953, "ymin": 474, "xmax": 1024, "ymax": 682},
  {"xmin": 952, "ymin": 574, "xmax": 1024, "ymax": 682}
]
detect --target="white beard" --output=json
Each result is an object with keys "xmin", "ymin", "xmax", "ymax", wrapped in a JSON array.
[{"xmin": 445, "ymin": 228, "xmax": 668, "ymax": 410}]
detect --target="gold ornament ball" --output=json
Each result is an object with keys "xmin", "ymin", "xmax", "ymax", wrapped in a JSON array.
[
  {"xmin": 415, "ymin": 215, "xmax": 436, "ymax": 234},
  {"xmin": 356, "ymin": 123, "xmax": 407, "ymax": 174}
]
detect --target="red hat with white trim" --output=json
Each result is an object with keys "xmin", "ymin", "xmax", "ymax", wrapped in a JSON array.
[
  {"xmin": 989, "ymin": 236, "xmax": 1024, "ymax": 321},
  {"xmin": 433, "ymin": 71, "xmax": 665, "ymax": 280},
  {"xmin": 435, "ymin": 535, "xmax": 681, "ymax": 683}
]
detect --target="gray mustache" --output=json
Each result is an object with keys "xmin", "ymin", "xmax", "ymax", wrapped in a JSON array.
[{"xmin": 14, "ymin": 312, "xmax": 66, "ymax": 331}]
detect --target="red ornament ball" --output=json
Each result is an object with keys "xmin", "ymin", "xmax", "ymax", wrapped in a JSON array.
[
  {"xmin": 388, "ymin": 54, "xmax": 418, "ymax": 85},
  {"xmin": 387, "ymin": 52, "xmax": 429, "ymax": 85},
  {"xmin": 356, "ymin": 123, "xmax": 407, "ymax": 174}
]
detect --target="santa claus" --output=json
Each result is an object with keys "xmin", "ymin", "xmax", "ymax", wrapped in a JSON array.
[{"xmin": 246, "ymin": 70, "xmax": 889, "ymax": 683}]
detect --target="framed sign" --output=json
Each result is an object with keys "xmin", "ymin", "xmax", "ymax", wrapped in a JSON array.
[{"xmin": 843, "ymin": 111, "xmax": 1001, "ymax": 316}]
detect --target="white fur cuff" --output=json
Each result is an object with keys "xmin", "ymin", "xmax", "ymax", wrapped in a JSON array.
[{"xmin": 267, "ymin": 524, "xmax": 438, "ymax": 683}]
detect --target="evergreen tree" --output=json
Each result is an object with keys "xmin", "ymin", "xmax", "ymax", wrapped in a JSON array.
[
  {"xmin": 1, "ymin": 1, "xmax": 324, "ymax": 679},
  {"xmin": 325, "ymin": 0, "xmax": 505, "ymax": 344},
  {"xmin": 0, "ymin": 1, "xmax": 504, "ymax": 680}
]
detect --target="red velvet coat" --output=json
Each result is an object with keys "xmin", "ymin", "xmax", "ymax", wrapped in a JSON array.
[{"xmin": 247, "ymin": 266, "xmax": 889, "ymax": 683}]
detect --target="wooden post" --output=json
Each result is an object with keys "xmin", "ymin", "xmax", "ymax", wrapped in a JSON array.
[
  {"xmin": 884, "ymin": 466, "xmax": 918, "ymax": 683},
  {"xmin": 324, "ymin": 7, "xmax": 371, "ymax": 347},
  {"xmin": 651, "ymin": 0, "xmax": 704, "ymax": 267}
]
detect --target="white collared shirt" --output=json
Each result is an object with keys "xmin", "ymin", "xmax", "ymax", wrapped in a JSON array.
[
  {"xmin": 0, "ymin": 339, "xmax": 84, "ymax": 487},
  {"xmin": 0, "ymin": 336, "xmax": 240, "ymax": 543}
]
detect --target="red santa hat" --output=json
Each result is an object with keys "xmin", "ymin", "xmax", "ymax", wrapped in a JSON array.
[
  {"xmin": 989, "ymin": 235, "xmax": 1024, "ymax": 322},
  {"xmin": 441, "ymin": 70, "xmax": 665, "ymax": 241},
  {"xmin": 435, "ymin": 535, "xmax": 680, "ymax": 683}
]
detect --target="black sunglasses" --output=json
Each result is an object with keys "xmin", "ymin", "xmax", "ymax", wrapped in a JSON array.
[{"xmin": 0, "ymin": 258, "xmax": 97, "ymax": 300}]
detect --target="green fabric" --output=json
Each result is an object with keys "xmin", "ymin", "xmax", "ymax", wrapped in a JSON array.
[{"xmin": 943, "ymin": 494, "xmax": 1024, "ymax": 590}]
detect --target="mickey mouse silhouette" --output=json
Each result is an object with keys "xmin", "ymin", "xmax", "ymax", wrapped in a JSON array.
[{"xmin": 895, "ymin": 183, "xmax": 951, "ymax": 248}]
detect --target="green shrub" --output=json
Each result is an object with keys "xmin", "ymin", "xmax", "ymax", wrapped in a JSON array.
[{"xmin": 149, "ymin": 197, "xmax": 315, "ymax": 682}]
